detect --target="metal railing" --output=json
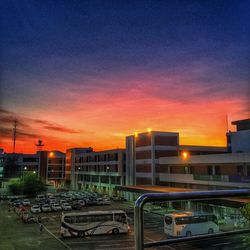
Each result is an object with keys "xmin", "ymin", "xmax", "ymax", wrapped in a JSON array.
[{"xmin": 134, "ymin": 189, "xmax": 250, "ymax": 250}]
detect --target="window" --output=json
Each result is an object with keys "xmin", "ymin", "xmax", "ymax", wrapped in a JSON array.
[
  {"xmin": 165, "ymin": 216, "xmax": 172, "ymax": 225},
  {"xmin": 207, "ymin": 166, "xmax": 213, "ymax": 175},
  {"xmin": 215, "ymin": 166, "xmax": 221, "ymax": 175}
]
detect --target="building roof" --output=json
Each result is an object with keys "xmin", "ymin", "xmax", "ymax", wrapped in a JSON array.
[
  {"xmin": 232, "ymin": 118, "xmax": 250, "ymax": 131},
  {"xmin": 116, "ymin": 185, "xmax": 195, "ymax": 193}
]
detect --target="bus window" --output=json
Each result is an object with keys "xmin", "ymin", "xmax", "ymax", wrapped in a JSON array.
[
  {"xmin": 165, "ymin": 216, "xmax": 172, "ymax": 225},
  {"xmin": 175, "ymin": 217, "xmax": 193, "ymax": 225},
  {"xmin": 115, "ymin": 213, "xmax": 126, "ymax": 223},
  {"xmin": 64, "ymin": 216, "xmax": 72, "ymax": 223}
]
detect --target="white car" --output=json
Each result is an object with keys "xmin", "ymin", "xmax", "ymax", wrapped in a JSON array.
[
  {"xmin": 52, "ymin": 204, "xmax": 62, "ymax": 211},
  {"xmin": 96, "ymin": 198, "xmax": 111, "ymax": 205},
  {"xmin": 61, "ymin": 203, "xmax": 72, "ymax": 211},
  {"xmin": 31, "ymin": 205, "xmax": 41, "ymax": 213},
  {"xmin": 49, "ymin": 198, "xmax": 57, "ymax": 204},
  {"xmin": 102, "ymin": 198, "xmax": 111, "ymax": 205},
  {"xmin": 41, "ymin": 204, "xmax": 52, "ymax": 212},
  {"xmin": 22, "ymin": 199, "xmax": 31, "ymax": 206}
]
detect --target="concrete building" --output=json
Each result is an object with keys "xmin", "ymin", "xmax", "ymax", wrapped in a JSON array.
[
  {"xmin": 69, "ymin": 148, "xmax": 126, "ymax": 196},
  {"xmin": 65, "ymin": 147, "xmax": 93, "ymax": 189},
  {"xmin": 158, "ymin": 152, "xmax": 250, "ymax": 189},
  {"xmin": 227, "ymin": 118, "xmax": 250, "ymax": 153},
  {"xmin": 126, "ymin": 131, "xmax": 227, "ymax": 187},
  {"xmin": 38, "ymin": 151, "xmax": 66, "ymax": 187},
  {"xmin": 0, "ymin": 151, "xmax": 66, "ymax": 188}
]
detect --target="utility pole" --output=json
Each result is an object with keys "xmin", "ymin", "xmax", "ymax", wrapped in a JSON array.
[{"xmin": 13, "ymin": 120, "xmax": 17, "ymax": 154}]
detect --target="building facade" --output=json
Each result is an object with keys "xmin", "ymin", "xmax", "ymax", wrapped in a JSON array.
[
  {"xmin": 69, "ymin": 148, "xmax": 126, "ymax": 195},
  {"xmin": 126, "ymin": 131, "xmax": 227, "ymax": 187}
]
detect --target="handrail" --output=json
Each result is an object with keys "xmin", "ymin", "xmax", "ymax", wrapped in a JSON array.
[{"xmin": 134, "ymin": 189, "xmax": 250, "ymax": 250}]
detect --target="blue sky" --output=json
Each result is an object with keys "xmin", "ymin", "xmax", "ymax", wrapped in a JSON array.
[{"xmin": 0, "ymin": 0, "xmax": 249, "ymax": 152}]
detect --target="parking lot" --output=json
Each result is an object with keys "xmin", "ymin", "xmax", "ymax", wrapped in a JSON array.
[
  {"xmin": 1, "ymin": 191, "xmax": 169, "ymax": 250},
  {"xmin": 2, "ymin": 191, "xmax": 250, "ymax": 250}
]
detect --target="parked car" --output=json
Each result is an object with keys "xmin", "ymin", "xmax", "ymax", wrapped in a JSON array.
[
  {"xmin": 61, "ymin": 203, "xmax": 72, "ymax": 211},
  {"xmin": 31, "ymin": 205, "xmax": 41, "ymax": 213},
  {"xmin": 49, "ymin": 198, "xmax": 57, "ymax": 204},
  {"xmin": 22, "ymin": 199, "xmax": 31, "ymax": 206},
  {"xmin": 13, "ymin": 200, "xmax": 22, "ymax": 207},
  {"xmin": 72, "ymin": 203, "xmax": 82, "ymax": 210},
  {"xmin": 59, "ymin": 199, "xmax": 67, "ymax": 205},
  {"xmin": 77, "ymin": 199, "xmax": 86, "ymax": 206},
  {"xmin": 102, "ymin": 198, "xmax": 111, "ymax": 205},
  {"xmin": 51, "ymin": 204, "xmax": 62, "ymax": 211},
  {"xmin": 46, "ymin": 193, "xmax": 54, "ymax": 199},
  {"xmin": 96, "ymin": 198, "xmax": 111, "ymax": 205},
  {"xmin": 22, "ymin": 213, "xmax": 38, "ymax": 223},
  {"xmin": 41, "ymin": 204, "xmax": 52, "ymax": 212},
  {"xmin": 36, "ymin": 194, "xmax": 46, "ymax": 201}
]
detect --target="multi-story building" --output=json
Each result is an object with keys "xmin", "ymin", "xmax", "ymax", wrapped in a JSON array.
[
  {"xmin": 69, "ymin": 148, "xmax": 126, "ymax": 195},
  {"xmin": 38, "ymin": 150, "xmax": 66, "ymax": 187},
  {"xmin": 158, "ymin": 152, "xmax": 250, "ymax": 190},
  {"xmin": 66, "ymin": 147, "xmax": 93, "ymax": 188},
  {"xmin": 126, "ymin": 131, "xmax": 227, "ymax": 187}
]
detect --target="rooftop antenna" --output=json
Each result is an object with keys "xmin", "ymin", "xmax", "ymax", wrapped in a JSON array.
[
  {"xmin": 36, "ymin": 139, "xmax": 44, "ymax": 152},
  {"xmin": 12, "ymin": 119, "xmax": 17, "ymax": 153}
]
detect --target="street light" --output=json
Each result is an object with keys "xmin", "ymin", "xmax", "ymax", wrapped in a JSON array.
[
  {"xmin": 33, "ymin": 170, "xmax": 36, "ymax": 174},
  {"xmin": 181, "ymin": 151, "xmax": 189, "ymax": 160},
  {"xmin": 22, "ymin": 166, "xmax": 27, "ymax": 181},
  {"xmin": 107, "ymin": 166, "xmax": 111, "ymax": 196}
]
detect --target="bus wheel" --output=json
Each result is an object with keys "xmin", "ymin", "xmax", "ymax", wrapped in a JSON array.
[
  {"xmin": 186, "ymin": 231, "xmax": 192, "ymax": 237},
  {"xmin": 78, "ymin": 231, "xmax": 85, "ymax": 237},
  {"xmin": 112, "ymin": 228, "xmax": 119, "ymax": 235},
  {"xmin": 208, "ymin": 228, "xmax": 214, "ymax": 234}
]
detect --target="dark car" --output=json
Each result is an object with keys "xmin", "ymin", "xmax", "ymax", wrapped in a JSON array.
[{"xmin": 72, "ymin": 203, "xmax": 82, "ymax": 210}]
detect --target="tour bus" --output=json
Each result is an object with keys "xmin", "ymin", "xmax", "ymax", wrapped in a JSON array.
[
  {"xmin": 60, "ymin": 210, "xmax": 130, "ymax": 237},
  {"xmin": 164, "ymin": 211, "xmax": 219, "ymax": 237}
]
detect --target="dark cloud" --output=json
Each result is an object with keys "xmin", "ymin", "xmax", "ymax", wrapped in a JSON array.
[
  {"xmin": 0, "ymin": 127, "xmax": 37, "ymax": 140},
  {"xmin": 1, "ymin": 109, "xmax": 80, "ymax": 135},
  {"xmin": 34, "ymin": 119, "xmax": 80, "ymax": 134},
  {"xmin": 43, "ymin": 125, "xmax": 80, "ymax": 134}
]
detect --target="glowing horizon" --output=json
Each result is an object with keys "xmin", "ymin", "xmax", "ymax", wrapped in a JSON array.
[{"xmin": 1, "ymin": 1, "xmax": 249, "ymax": 153}]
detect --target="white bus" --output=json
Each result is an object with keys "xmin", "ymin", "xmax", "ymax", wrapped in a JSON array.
[
  {"xmin": 164, "ymin": 211, "xmax": 219, "ymax": 237},
  {"xmin": 60, "ymin": 210, "xmax": 129, "ymax": 237}
]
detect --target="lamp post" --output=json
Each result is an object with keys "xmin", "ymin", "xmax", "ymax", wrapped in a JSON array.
[
  {"xmin": 78, "ymin": 167, "xmax": 81, "ymax": 190},
  {"xmin": 107, "ymin": 166, "xmax": 110, "ymax": 196},
  {"xmin": 22, "ymin": 166, "xmax": 27, "ymax": 180}
]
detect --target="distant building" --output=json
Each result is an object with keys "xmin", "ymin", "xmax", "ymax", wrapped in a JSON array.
[{"xmin": 0, "ymin": 151, "xmax": 66, "ymax": 188}]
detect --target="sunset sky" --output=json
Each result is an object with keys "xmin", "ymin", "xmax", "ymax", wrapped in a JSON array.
[{"xmin": 1, "ymin": 0, "xmax": 249, "ymax": 153}]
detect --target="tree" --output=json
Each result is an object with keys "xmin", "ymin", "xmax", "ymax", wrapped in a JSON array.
[
  {"xmin": 9, "ymin": 172, "xmax": 47, "ymax": 195},
  {"xmin": 3, "ymin": 155, "xmax": 20, "ymax": 178},
  {"xmin": 240, "ymin": 203, "xmax": 250, "ymax": 225}
]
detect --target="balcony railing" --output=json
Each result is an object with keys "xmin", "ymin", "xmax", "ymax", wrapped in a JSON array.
[{"xmin": 134, "ymin": 189, "xmax": 250, "ymax": 250}]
